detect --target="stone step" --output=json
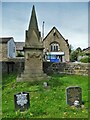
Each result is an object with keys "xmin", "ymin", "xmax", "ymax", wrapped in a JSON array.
[{"xmin": 17, "ymin": 75, "xmax": 48, "ymax": 82}]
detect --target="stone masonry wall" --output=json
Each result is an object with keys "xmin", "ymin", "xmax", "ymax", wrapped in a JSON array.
[
  {"xmin": 43, "ymin": 27, "xmax": 70, "ymax": 62},
  {"xmin": 1, "ymin": 58, "xmax": 25, "ymax": 74},
  {"xmin": 1, "ymin": 60, "xmax": 90, "ymax": 76},
  {"xmin": 43, "ymin": 62, "xmax": 90, "ymax": 76},
  {"xmin": 1, "ymin": 43, "xmax": 7, "ymax": 61}
]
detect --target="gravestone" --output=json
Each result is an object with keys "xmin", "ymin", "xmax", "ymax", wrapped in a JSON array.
[
  {"xmin": 66, "ymin": 86, "xmax": 82, "ymax": 106},
  {"xmin": 14, "ymin": 92, "xmax": 30, "ymax": 111},
  {"xmin": 17, "ymin": 5, "xmax": 47, "ymax": 82}
]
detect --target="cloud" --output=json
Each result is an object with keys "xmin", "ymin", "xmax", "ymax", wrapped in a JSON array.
[
  {"xmin": 1, "ymin": 0, "xmax": 89, "ymax": 2},
  {"xmin": 1, "ymin": 2, "xmax": 88, "ymax": 49}
]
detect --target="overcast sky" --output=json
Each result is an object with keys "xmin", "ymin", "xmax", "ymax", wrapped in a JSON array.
[
  {"xmin": 1, "ymin": 0, "xmax": 89, "ymax": 2},
  {"xmin": 1, "ymin": 2, "xmax": 88, "ymax": 49}
]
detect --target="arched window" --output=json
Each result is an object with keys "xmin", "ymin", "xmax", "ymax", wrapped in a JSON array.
[{"xmin": 50, "ymin": 42, "xmax": 59, "ymax": 52}]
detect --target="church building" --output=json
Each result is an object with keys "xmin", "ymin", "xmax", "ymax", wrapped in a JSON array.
[{"xmin": 43, "ymin": 27, "xmax": 70, "ymax": 62}]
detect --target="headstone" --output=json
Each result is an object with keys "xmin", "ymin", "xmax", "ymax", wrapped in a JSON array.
[
  {"xmin": 14, "ymin": 92, "xmax": 30, "ymax": 111},
  {"xmin": 66, "ymin": 86, "xmax": 82, "ymax": 106}
]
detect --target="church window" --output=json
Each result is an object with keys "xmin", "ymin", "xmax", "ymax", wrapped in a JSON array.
[{"xmin": 50, "ymin": 42, "xmax": 59, "ymax": 52}]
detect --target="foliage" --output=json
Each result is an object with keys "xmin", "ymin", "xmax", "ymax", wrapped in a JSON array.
[
  {"xmin": 80, "ymin": 56, "xmax": 90, "ymax": 63},
  {"xmin": 16, "ymin": 52, "xmax": 24, "ymax": 57},
  {"xmin": 2, "ymin": 74, "xmax": 88, "ymax": 118},
  {"xmin": 70, "ymin": 47, "xmax": 86, "ymax": 62},
  {"xmin": 70, "ymin": 51, "xmax": 78, "ymax": 62},
  {"xmin": 69, "ymin": 44, "xmax": 73, "ymax": 54}
]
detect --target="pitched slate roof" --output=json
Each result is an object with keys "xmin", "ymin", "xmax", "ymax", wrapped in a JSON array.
[
  {"xmin": 83, "ymin": 47, "xmax": 90, "ymax": 53},
  {"xmin": 0, "ymin": 37, "xmax": 13, "ymax": 43},
  {"xmin": 43, "ymin": 27, "xmax": 69, "ymax": 47},
  {"xmin": 15, "ymin": 42, "xmax": 25, "ymax": 51},
  {"xmin": 43, "ymin": 27, "xmax": 65, "ymax": 41},
  {"xmin": 83, "ymin": 47, "xmax": 90, "ymax": 51}
]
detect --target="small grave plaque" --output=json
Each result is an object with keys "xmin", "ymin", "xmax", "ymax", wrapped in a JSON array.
[
  {"xmin": 66, "ymin": 86, "xmax": 82, "ymax": 106},
  {"xmin": 14, "ymin": 92, "xmax": 30, "ymax": 111}
]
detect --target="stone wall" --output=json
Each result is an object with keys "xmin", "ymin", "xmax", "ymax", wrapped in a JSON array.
[
  {"xmin": 43, "ymin": 62, "xmax": 90, "ymax": 76},
  {"xmin": 1, "ymin": 58, "xmax": 25, "ymax": 74},
  {"xmin": 1, "ymin": 60, "xmax": 90, "ymax": 76},
  {"xmin": 0, "ymin": 43, "xmax": 7, "ymax": 61}
]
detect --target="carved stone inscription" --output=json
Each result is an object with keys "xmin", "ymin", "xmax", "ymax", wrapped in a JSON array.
[
  {"xmin": 66, "ymin": 86, "xmax": 82, "ymax": 106},
  {"xmin": 14, "ymin": 92, "xmax": 30, "ymax": 111}
]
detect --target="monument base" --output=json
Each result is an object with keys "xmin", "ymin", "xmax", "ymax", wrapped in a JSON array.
[{"xmin": 17, "ymin": 72, "xmax": 49, "ymax": 82}]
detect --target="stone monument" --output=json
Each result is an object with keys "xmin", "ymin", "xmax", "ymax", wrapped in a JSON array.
[{"xmin": 17, "ymin": 5, "xmax": 47, "ymax": 82}]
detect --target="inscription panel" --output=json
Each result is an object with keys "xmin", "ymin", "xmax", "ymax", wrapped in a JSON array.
[
  {"xmin": 66, "ymin": 86, "xmax": 82, "ymax": 106},
  {"xmin": 14, "ymin": 92, "xmax": 30, "ymax": 111}
]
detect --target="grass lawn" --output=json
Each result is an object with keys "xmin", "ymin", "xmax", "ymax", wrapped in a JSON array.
[{"xmin": 2, "ymin": 73, "xmax": 88, "ymax": 119}]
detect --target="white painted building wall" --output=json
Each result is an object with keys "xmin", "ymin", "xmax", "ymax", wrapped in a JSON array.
[{"xmin": 7, "ymin": 38, "xmax": 16, "ymax": 58}]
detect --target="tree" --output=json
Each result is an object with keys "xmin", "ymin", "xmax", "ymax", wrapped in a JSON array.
[
  {"xmin": 76, "ymin": 47, "xmax": 82, "ymax": 54},
  {"xmin": 70, "ymin": 47, "xmax": 83, "ymax": 62},
  {"xmin": 70, "ymin": 50, "xmax": 78, "ymax": 62},
  {"xmin": 69, "ymin": 44, "xmax": 74, "ymax": 54}
]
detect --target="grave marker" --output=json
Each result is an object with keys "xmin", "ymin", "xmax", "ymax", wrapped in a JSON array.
[
  {"xmin": 14, "ymin": 92, "xmax": 30, "ymax": 111},
  {"xmin": 66, "ymin": 86, "xmax": 82, "ymax": 106}
]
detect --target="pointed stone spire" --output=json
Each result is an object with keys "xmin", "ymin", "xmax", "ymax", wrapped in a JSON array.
[
  {"xmin": 28, "ymin": 5, "xmax": 39, "ymax": 32},
  {"xmin": 25, "ymin": 5, "xmax": 42, "ymax": 47},
  {"xmin": 28, "ymin": 5, "xmax": 40, "ymax": 40}
]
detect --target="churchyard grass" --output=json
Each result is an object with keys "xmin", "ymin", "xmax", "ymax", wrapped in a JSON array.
[{"xmin": 2, "ymin": 73, "xmax": 88, "ymax": 118}]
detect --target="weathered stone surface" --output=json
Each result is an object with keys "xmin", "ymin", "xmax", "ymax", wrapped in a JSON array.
[
  {"xmin": 1, "ymin": 58, "xmax": 24, "ymax": 74},
  {"xmin": 43, "ymin": 27, "xmax": 70, "ymax": 62},
  {"xmin": 0, "ymin": 43, "xmax": 7, "ymax": 61},
  {"xmin": 43, "ymin": 62, "xmax": 90, "ymax": 76},
  {"xmin": 66, "ymin": 86, "xmax": 82, "ymax": 106},
  {"xmin": 17, "ymin": 5, "xmax": 47, "ymax": 82},
  {"xmin": 1, "ymin": 61, "xmax": 90, "ymax": 76}
]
